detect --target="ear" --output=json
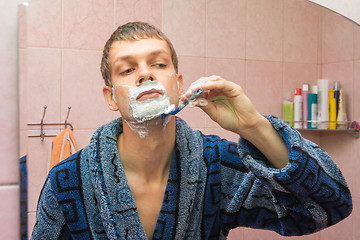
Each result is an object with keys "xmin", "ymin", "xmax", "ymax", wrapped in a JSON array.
[
  {"xmin": 177, "ymin": 73, "xmax": 184, "ymax": 95},
  {"xmin": 103, "ymin": 86, "xmax": 119, "ymax": 111}
]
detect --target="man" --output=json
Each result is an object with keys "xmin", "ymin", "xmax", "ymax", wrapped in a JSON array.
[{"xmin": 32, "ymin": 22, "xmax": 352, "ymax": 240}]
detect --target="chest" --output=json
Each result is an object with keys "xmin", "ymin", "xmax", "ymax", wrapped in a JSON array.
[{"xmin": 128, "ymin": 179, "xmax": 168, "ymax": 239}]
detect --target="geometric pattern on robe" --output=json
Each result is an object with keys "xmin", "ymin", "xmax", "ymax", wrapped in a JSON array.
[{"xmin": 31, "ymin": 116, "xmax": 352, "ymax": 239}]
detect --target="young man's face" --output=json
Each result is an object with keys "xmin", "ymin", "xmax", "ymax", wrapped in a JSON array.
[{"xmin": 107, "ymin": 38, "xmax": 183, "ymax": 122}]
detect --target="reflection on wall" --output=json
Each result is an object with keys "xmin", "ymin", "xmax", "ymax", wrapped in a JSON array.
[{"xmin": 18, "ymin": 0, "xmax": 359, "ymax": 239}]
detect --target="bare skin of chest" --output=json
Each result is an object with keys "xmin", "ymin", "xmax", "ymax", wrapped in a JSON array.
[{"xmin": 127, "ymin": 176, "xmax": 168, "ymax": 239}]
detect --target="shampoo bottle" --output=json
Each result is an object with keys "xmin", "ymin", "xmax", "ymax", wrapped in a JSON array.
[
  {"xmin": 294, "ymin": 88, "xmax": 302, "ymax": 129},
  {"xmin": 302, "ymin": 84, "xmax": 309, "ymax": 129},
  {"xmin": 337, "ymin": 88, "xmax": 348, "ymax": 130},
  {"xmin": 283, "ymin": 93, "xmax": 294, "ymax": 127},
  {"xmin": 308, "ymin": 85, "xmax": 318, "ymax": 129},
  {"xmin": 317, "ymin": 79, "xmax": 329, "ymax": 129}
]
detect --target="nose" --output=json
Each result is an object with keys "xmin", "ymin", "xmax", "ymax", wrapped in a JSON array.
[{"xmin": 137, "ymin": 65, "xmax": 155, "ymax": 86}]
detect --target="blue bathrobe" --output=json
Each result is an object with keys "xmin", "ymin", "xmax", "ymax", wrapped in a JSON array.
[{"xmin": 31, "ymin": 116, "xmax": 352, "ymax": 239}]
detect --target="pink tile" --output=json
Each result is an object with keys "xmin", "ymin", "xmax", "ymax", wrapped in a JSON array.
[
  {"xmin": 205, "ymin": 58, "xmax": 246, "ymax": 127},
  {"xmin": 353, "ymin": 198, "xmax": 360, "ymax": 240},
  {"xmin": 320, "ymin": 132, "xmax": 353, "ymax": 188},
  {"xmin": 26, "ymin": 48, "xmax": 61, "ymax": 126},
  {"xmin": 0, "ymin": 51, "xmax": 21, "ymax": 185},
  {"xmin": 176, "ymin": 56, "xmax": 206, "ymax": 128},
  {"xmin": 355, "ymin": 25, "xmax": 360, "ymax": 60},
  {"xmin": 0, "ymin": 186, "xmax": 20, "ymax": 239},
  {"xmin": 63, "ymin": 0, "xmax": 114, "ymax": 50},
  {"xmin": 0, "ymin": 131, "xmax": 19, "ymax": 183},
  {"xmin": 178, "ymin": 56, "xmax": 206, "ymax": 90},
  {"xmin": 283, "ymin": 0, "xmax": 320, "ymax": 63},
  {"xmin": 243, "ymin": 228, "xmax": 280, "ymax": 240},
  {"xmin": 18, "ymin": 4, "xmax": 27, "ymax": 49},
  {"xmin": 245, "ymin": 60, "xmax": 283, "ymax": 117},
  {"xmin": 351, "ymin": 138, "xmax": 360, "ymax": 198},
  {"xmin": 318, "ymin": 209, "xmax": 352, "ymax": 240},
  {"xmin": 317, "ymin": 64, "xmax": 322, "ymax": 79},
  {"xmin": 27, "ymin": 0, "xmax": 62, "ymax": 48},
  {"xmin": 206, "ymin": 58, "xmax": 246, "ymax": 88},
  {"xmin": 1, "ymin": 0, "xmax": 23, "ymax": 184},
  {"xmin": 61, "ymin": 50, "xmax": 114, "ymax": 130},
  {"xmin": 322, "ymin": 61, "xmax": 354, "ymax": 121},
  {"xmin": 283, "ymin": 62, "xmax": 318, "ymax": 98},
  {"xmin": 19, "ymin": 130, "xmax": 28, "ymax": 159},
  {"xmin": 317, "ymin": 11, "xmax": 323, "ymax": 65},
  {"xmin": 178, "ymin": 106, "xmax": 206, "ymax": 129},
  {"xmin": 298, "ymin": 131, "xmax": 321, "ymax": 146},
  {"xmin": 28, "ymin": 212, "xmax": 36, "ymax": 239},
  {"xmin": 115, "ymin": 0, "xmax": 162, "ymax": 29},
  {"xmin": 228, "ymin": 227, "xmax": 243, "ymax": 239},
  {"xmin": 246, "ymin": 0, "xmax": 283, "ymax": 61},
  {"xmin": 353, "ymin": 61, "xmax": 360, "ymax": 121},
  {"xmin": 162, "ymin": 0, "xmax": 206, "ymax": 57},
  {"xmin": 19, "ymin": 48, "xmax": 27, "ymax": 131},
  {"xmin": 206, "ymin": 0, "xmax": 246, "ymax": 59},
  {"xmin": 27, "ymin": 133, "xmax": 58, "ymax": 212},
  {"xmin": 322, "ymin": 8, "xmax": 354, "ymax": 63}
]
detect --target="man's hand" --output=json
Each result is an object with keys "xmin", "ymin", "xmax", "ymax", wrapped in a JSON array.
[
  {"xmin": 181, "ymin": 76, "xmax": 289, "ymax": 169},
  {"xmin": 181, "ymin": 76, "xmax": 262, "ymax": 138}
]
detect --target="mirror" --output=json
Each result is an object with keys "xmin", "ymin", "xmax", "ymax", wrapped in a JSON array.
[
  {"xmin": 17, "ymin": 0, "xmax": 359, "ymax": 239},
  {"xmin": 308, "ymin": 0, "xmax": 360, "ymax": 25}
]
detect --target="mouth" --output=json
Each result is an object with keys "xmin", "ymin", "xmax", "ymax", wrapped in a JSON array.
[{"xmin": 136, "ymin": 89, "xmax": 163, "ymax": 102}]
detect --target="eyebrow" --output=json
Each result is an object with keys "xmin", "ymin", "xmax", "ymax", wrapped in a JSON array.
[{"xmin": 113, "ymin": 50, "xmax": 169, "ymax": 66}]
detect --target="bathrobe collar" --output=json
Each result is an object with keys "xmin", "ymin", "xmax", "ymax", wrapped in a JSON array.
[{"xmin": 87, "ymin": 117, "xmax": 206, "ymax": 239}]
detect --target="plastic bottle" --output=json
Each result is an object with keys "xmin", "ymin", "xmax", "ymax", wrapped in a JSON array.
[
  {"xmin": 329, "ymin": 90, "xmax": 337, "ymax": 129},
  {"xmin": 337, "ymin": 88, "xmax": 348, "ymax": 130},
  {"xmin": 317, "ymin": 79, "xmax": 329, "ymax": 129},
  {"xmin": 283, "ymin": 92, "xmax": 294, "ymax": 127},
  {"xmin": 308, "ymin": 85, "xmax": 318, "ymax": 129},
  {"xmin": 294, "ymin": 88, "xmax": 302, "ymax": 129},
  {"xmin": 302, "ymin": 84, "xmax": 309, "ymax": 129},
  {"xmin": 334, "ymin": 81, "xmax": 340, "ymax": 117}
]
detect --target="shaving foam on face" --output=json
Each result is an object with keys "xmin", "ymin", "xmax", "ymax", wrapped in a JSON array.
[
  {"xmin": 127, "ymin": 80, "xmax": 172, "ymax": 122},
  {"xmin": 113, "ymin": 79, "xmax": 176, "ymax": 138},
  {"xmin": 112, "ymin": 87, "xmax": 117, "ymax": 104}
]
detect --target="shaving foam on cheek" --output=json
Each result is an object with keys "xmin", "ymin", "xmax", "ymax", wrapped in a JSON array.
[
  {"xmin": 114, "ymin": 80, "xmax": 175, "ymax": 138},
  {"xmin": 112, "ymin": 87, "xmax": 117, "ymax": 104}
]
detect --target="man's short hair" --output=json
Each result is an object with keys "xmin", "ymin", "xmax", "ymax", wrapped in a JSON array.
[{"xmin": 101, "ymin": 21, "xmax": 179, "ymax": 86}]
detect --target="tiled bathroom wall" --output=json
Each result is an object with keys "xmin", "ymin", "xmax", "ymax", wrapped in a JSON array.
[
  {"xmin": 0, "ymin": 0, "xmax": 32, "ymax": 239},
  {"xmin": 16, "ymin": 0, "xmax": 360, "ymax": 239}
]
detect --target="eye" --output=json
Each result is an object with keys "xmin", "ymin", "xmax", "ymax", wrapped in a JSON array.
[
  {"xmin": 120, "ymin": 68, "xmax": 134, "ymax": 75},
  {"xmin": 154, "ymin": 63, "xmax": 167, "ymax": 68}
]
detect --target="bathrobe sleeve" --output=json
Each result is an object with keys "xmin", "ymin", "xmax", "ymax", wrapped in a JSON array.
[
  {"xmin": 31, "ymin": 151, "xmax": 90, "ymax": 240},
  {"xmin": 31, "ymin": 178, "xmax": 70, "ymax": 239},
  {"xmin": 202, "ymin": 115, "xmax": 352, "ymax": 238}
]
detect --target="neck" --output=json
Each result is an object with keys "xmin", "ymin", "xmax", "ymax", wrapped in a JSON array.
[{"xmin": 118, "ymin": 117, "xmax": 176, "ymax": 182}]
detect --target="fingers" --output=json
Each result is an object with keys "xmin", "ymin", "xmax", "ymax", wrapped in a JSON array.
[{"xmin": 181, "ymin": 75, "xmax": 242, "ymax": 101}]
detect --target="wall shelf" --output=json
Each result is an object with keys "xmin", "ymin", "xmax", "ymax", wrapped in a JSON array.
[{"xmin": 284, "ymin": 120, "xmax": 359, "ymax": 138}]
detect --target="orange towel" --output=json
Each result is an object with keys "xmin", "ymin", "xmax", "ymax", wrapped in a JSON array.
[{"xmin": 48, "ymin": 129, "xmax": 78, "ymax": 171}]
